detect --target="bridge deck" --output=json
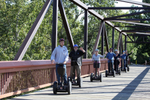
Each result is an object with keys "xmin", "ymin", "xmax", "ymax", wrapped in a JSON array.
[{"xmin": 9, "ymin": 65, "xmax": 150, "ymax": 100}]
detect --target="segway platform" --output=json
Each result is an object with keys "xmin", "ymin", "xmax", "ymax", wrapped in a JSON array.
[
  {"xmin": 105, "ymin": 70, "xmax": 116, "ymax": 77},
  {"xmin": 90, "ymin": 73, "xmax": 103, "ymax": 82}
]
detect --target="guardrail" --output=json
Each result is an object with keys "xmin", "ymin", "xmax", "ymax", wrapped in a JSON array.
[{"xmin": 0, "ymin": 59, "xmax": 109, "ymax": 99}]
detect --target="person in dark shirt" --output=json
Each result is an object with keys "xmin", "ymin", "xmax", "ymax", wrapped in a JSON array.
[
  {"xmin": 114, "ymin": 49, "xmax": 120, "ymax": 73},
  {"xmin": 69, "ymin": 44, "xmax": 85, "ymax": 82}
]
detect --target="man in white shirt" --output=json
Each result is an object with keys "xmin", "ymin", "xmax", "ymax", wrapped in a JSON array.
[{"xmin": 51, "ymin": 38, "xmax": 69, "ymax": 84}]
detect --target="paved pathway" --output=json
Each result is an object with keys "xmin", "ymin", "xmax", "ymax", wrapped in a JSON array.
[{"xmin": 9, "ymin": 65, "xmax": 150, "ymax": 100}]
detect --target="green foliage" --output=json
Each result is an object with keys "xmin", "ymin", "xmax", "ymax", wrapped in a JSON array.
[
  {"xmin": 0, "ymin": 0, "xmax": 131, "ymax": 61},
  {"xmin": 123, "ymin": 0, "xmax": 150, "ymax": 64}
]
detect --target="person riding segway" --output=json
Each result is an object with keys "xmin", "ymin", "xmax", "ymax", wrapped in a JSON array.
[
  {"xmin": 90, "ymin": 49, "xmax": 106, "ymax": 82},
  {"xmin": 106, "ymin": 48, "xmax": 116, "ymax": 77},
  {"xmin": 114, "ymin": 49, "xmax": 121, "ymax": 75},
  {"xmin": 125, "ymin": 50, "xmax": 133, "ymax": 71},
  {"xmin": 120, "ymin": 51, "xmax": 127, "ymax": 72},
  {"xmin": 51, "ymin": 38, "xmax": 72, "ymax": 94},
  {"xmin": 69, "ymin": 44, "xmax": 85, "ymax": 88}
]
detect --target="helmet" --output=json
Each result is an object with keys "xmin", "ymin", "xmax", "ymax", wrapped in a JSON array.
[{"xmin": 73, "ymin": 44, "xmax": 78, "ymax": 47}]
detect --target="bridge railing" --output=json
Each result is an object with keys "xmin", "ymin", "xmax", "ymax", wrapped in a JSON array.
[{"xmin": 0, "ymin": 59, "xmax": 108, "ymax": 99}]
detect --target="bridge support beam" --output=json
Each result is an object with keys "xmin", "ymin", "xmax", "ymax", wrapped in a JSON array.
[
  {"xmin": 52, "ymin": 0, "xmax": 58, "ymax": 51},
  {"xmin": 59, "ymin": 0, "xmax": 74, "ymax": 50},
  {"xmin": 120, "ymin": 34, "xmax": 123, "ymax": 53},
  {"xmin": 125, "ymin": 35, "xmax": 127, "ymax": 51},
  {"xmin": 112, "ymin": 27, "xmax": 115, "ymax": 52},
  {"xmin": 84, "ymin": 10, "xmax": 88, "ymax": 58},
  {"xmin": 93, "ymin": 21, "xmax": 104, "ymax": 54},
  {"xmin": 117, "ymin": 32, "xmax": 122, "ymax": 51},
  {"xmin": 104, "ymin": 24, "xmax": 109, "ymax": 52},
  {"xmin": 14, "ymin": 0, "xmax": 52, "ymax": 60},
  {"xmin": 101, "ymin": 26, "xmax": 104, "ymax": 55}
]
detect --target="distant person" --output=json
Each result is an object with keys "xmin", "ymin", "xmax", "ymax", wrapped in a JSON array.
[
  {"xmin": 106, "ymin": 48, "xmax": 116, "ymax": 73},
  {"xmin": 125, "ymin": 50, "xmax": 133, "ymax": 67},
  {"xmin": 114, "ymin": 49, "xmax": 120, "ymax": 73},
  {"xmin": 92, "ymin": 49, "xmax": 106, "ymax": 76},
  {"xmin": 69, "ymin": 44, "xmax": 85, "ymax": 82},
  {"xmin": 120, "ymin": 51, "xmax": 127, "ymax": 70},
  {"xmin": 51, "ymin": 38, "xmax": 69, "ymax": 84}
]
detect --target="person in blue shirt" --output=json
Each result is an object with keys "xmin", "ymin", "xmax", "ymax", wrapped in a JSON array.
[
  {"xmin": 120, "ymin": 50, "xmax": 132, "ymax": 70},
  {"xmin": 106, "ymin": 48, "xmax": 116, "ymax": 73},
  {"xmin": 120, "ymin": 50, "xmax": 127, "ymax": 70},
  {"xmin": 51, "ymin": 38, "xmax": 69, "ymax": 84}
]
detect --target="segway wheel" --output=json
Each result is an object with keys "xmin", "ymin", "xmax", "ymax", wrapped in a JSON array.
[
  {"xmin": 127, "ymin": 66, "xmax": 130, "ymax": 71},
  {"xmin": 90, "ymin": 73, "xmax": 93, "ymax": 82},
  {"xmin": 53, "ymin": 81, "xmax": 57, "ymax": 94},
  {"xmin": 113, "ymin": 71, "xmax": 116, "ymax": 77},
  {"xmin": 105, "ymin": 70, "xmax": 108, "ymax": 77},
  {"xmin": 100, "ymin": 73, "xmax": 103, "ymax": 82},
  {"xmin": 78, "ymin": 77, "xmax": 82, "ymax": 88},
  {"xmin": 68, "ymin": 81, "xmax": 72, "ymax": 95}
]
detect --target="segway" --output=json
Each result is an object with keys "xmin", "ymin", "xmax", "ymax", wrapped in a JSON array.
[
  {"xmin": 53, "ymin": 64, "xmax": 72, "ymax": 94},
  {"xmin": 69, "ymin": 64, "xmax": 82, "ymax": 88},
  {"xmin": 105, "ymin": 61, "xmax": 116, "ymax": 77},
  {"xmin": 121, "ymin": 59, "xmax": 127, "ymax": 73},
  {"xmin": 90, "ymin": 61, "xmax": 103, "ymax": 82},
  {"xmin": 114, "ymin": 59, "xmax": 121, "ymax": 75}
]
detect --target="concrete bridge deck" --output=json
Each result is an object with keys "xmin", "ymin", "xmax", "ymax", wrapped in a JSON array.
[{"xmin": 9, "ymin": 65, "xmax": 150, "ymax": 100}]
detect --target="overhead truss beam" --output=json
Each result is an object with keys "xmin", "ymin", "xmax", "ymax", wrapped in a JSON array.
[
  {"xmin": 88, "ymin": 7, "xmax": 150, "ymax": 10},
  {"xmin": 69, "ymin": 0, "xmax": 127, "ymax": 35},
  {"xmin": 116, "ymin": 0, "xmax": 150, "ymax": 7},
  {"xmin": 105, "ymin": 10, "xmax": 150, "ymax": 20},
  {"xmin": 115, "ymin": 25, "xmax": 150, "ymax": 28},
  {"xmin": 122, "ymin": 30, "xmax": 150, "ymax": 33},
  {"xmin": 110, "ymin": 20, "xmax": 150, "ymax": 26},
  {"xmin": 107, "ymin": 19, "xmax": 150, "ymax": 21}
]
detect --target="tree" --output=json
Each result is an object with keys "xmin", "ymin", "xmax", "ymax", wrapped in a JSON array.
[{"xmin": 0, "ymin": 0, "xmax": 127, "ymax": 60}]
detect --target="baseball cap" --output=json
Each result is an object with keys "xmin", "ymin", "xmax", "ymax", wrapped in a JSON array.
[
  {"xmin": 95, "ymin": 49, "xmax": 99, "ymax": 52},
  {"xmin": 59, "ymin": 38, "xmax": 65, "ymax": 42},
  {"xmin": 73, "ymin": 44, "xmax": 79, "ymax": 47}
]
